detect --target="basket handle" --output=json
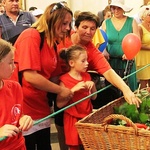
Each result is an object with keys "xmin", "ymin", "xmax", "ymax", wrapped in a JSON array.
[{"xmin": 102, "ymin": 114, "xmax": 138, "ymax": 135}]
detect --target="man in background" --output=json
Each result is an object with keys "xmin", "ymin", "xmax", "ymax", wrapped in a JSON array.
[{"xmin": 0, "ymin": 0, "xmax": 35, "ymax": 44}]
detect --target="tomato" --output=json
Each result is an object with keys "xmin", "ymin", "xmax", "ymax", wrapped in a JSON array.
[{"xmin": 135, "ymin": 123, "xmax": 148, "ymax": 129}]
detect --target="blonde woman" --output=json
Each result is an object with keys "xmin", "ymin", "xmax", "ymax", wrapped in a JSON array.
[
  {"xmin": 136, "ymin": 5, "xmax": 150, "ymax": 88},
  {"xmin": 11, "ymin": 2, "xmax": 73, "ymax": 150}
]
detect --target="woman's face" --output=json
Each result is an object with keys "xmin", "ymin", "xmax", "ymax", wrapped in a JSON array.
[
  {"xmin": 55, "ymin": 12, "xmax": 72, "ymax": 40},
  {"xmin": 104, "ymin": 11, "xmax": 112, "ymax": 20},
  {"xmin": 0, "ymin": 50, "xmax": 15, "ymax": 79},
  {"xmin": 111, "ymin": 6, "xmax": 124, "ymax": 18},
  {"xmin": 75, "ymin": 20, "xmax": 97, "ymax": 44}
]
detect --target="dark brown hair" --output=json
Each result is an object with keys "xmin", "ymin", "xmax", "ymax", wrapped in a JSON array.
[
  {"xmin": 59, "ymin": 45, "xmax": 86, "ymax": 65},
  {"xmin": 75, "ymin": 11, "xmax": 100, "ymax": 28}
]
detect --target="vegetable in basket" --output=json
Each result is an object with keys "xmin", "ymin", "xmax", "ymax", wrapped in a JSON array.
[{"xmin": 113, "ymin": 92, "xmax": 150, "ymax": 128}]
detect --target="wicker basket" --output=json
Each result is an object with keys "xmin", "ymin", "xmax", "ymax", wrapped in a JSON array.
[{"xmin": 75, "ymin": 96, "xmax": 150, "ymax": 150}]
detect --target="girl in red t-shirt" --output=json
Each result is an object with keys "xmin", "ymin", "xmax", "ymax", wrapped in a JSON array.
[
  {"xmin": 0, "ymin": 39, "xmax": 33, "ymax": 150},
  {"xmin": 57, "ymin": 45, "xmax": 97, "ymax": 150}
]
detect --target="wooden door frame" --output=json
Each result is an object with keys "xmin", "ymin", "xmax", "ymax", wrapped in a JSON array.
[
  {"xmin": 144, "ymin": 0, "xmax": 150, "ymax": 5},
  {"xmin": 19, "ymin": 0, "xmax": 26, "ymax": 10},
  {"xmin": 108, "ymin": 0, "xmax": 111, "ymax": 5}
]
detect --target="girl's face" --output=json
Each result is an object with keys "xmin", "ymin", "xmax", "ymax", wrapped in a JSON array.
[
  {"xmin": 55, "ymin": 12, "xmax": 72, "ymax": 40},
  {"xmin": 70, "ymin": 51, "xmax": 89, "ymax": 72},
  {"xmin": 75, "ymin": 20, "xmax": 97, "ymax": 44},
  {"xmin": 0, "ymin": 50, "xmax": 15, "ymax": 79}
]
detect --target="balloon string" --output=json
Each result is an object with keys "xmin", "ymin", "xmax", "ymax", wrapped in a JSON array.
[{"xmin": 0, "ymin": 63, "xmax": 150, "ymax": 142}]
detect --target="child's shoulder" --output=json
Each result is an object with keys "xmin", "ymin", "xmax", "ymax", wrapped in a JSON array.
[
  {"xmin": 3, "ymin": 80, "xmax": 21, "ymax": 89},
  {"xmin": 60, "ymin": 73, "xmax": 70, "ymax": 79}
]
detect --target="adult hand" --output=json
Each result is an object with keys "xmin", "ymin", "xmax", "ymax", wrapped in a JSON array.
[
  {"xmin": 122, "ymin": 54, "xmax": 127, "ymax": 60},
  {"xmin": 123, "ymin": 89, "xmax": 142, "ymax": 108},
  {"xmin": 59, "ymin": 86, "xmax": 74, "ymax": 100}
]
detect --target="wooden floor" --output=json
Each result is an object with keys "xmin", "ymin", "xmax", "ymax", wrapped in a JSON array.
[{"xmin": 51, "ymin": 117, "xmax": 60, "ymax": 150}]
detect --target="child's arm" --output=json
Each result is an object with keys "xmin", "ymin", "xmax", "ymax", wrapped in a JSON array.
[
  {"xmin": 0, "ymin": 124, "xmax": 20, "ymax": 138},
  {"xmin": 85, "ymin": 81, "xmax": 97, "ymax": 100},
  {"xmin": 56, "ymin": 81, "xmax": 87, "ymax": 108}
]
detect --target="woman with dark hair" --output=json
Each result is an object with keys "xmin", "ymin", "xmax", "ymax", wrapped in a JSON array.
[{"xmin": 56, "ymin": 11, "xmax": 141, "ymax": 150}]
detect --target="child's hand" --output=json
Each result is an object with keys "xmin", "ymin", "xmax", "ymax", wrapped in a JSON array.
[
  {"xmin": 19, "ymin": 115, "xmax": 33, "ymax": 131},
  {"xmin": 85, "ymin": 81, "xmax": 97, "ymax": 100},
  {"xmin": 0, "ymin": 124, "xmax": 20, "ymax": 138},
  {"xmin": 85, "ymin": 81, "xmax": 95, "ymax": 90},
  {"xmin": 71, "ymin": 81, "xmax": 86, "ymax": 92}
]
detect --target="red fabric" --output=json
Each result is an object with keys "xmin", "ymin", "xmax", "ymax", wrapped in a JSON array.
[
  {"xmin": 57, "ymin": 35, "xmax": 111, "ymax": 75},
  {"xmin": 60, "ymin": 72, "xmax": 92, "ymax": 145},
  {"xmin": 0, "ymin": 80, "xmax": 26, "ymax": 150},
  {"xmin": 11, "ymin": 28, "xmax": 57, "ymax": 120}
]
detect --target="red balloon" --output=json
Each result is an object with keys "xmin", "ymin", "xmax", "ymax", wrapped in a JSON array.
[{"xmin": 122, "ymin": 33, "xmax": 141, "ymax": 60}]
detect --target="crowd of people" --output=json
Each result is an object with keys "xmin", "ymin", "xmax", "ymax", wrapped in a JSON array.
[{"xmin": 0, "ymin": 0, "xmax": 149, "ymax": 150}]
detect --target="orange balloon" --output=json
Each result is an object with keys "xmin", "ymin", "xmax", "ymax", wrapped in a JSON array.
[{"xmin": 122, "ymin": 33, "xmax": 141, "ymax": 60}]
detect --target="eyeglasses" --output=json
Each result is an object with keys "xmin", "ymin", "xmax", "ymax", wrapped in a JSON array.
[{"xmin": 50, "ymin": 2, "xmax": 65, "ymax": 14}]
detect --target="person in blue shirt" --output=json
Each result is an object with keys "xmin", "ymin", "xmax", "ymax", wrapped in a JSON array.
[{"xmin": 0, "ymin": 0, "xmax": 35, "ymax": 44}]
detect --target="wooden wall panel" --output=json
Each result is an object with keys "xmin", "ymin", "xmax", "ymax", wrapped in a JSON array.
[{"xmin": 144, "ymin": 0, "xmax": 150, "ymax": 5}]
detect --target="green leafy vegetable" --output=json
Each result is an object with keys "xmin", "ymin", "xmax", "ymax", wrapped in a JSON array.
[{"xmin": 113, "ymin": 91, "xmax": 150, "ymax": 126}]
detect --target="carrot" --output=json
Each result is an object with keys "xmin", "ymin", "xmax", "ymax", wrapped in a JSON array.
[{"xmin": 135, "ymin": 123, "xmax": 148, "ymax": 129}]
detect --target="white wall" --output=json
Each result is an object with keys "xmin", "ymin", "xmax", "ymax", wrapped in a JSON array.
[
  {"xmin": 25, "ymin": 0, "xmax": 59, "ymax": 11},
  {"xmin": 25, "ymin": 0, "xmax": 143, "ymax": 16},
  {"xmin": 69, "ymin": 0, "xmax": 108, "ymax": 15},
  {"xmin": 25, "ymin": 0, "xmax": 109, "ymax": 14},
  {"xmin": 125, "ymin": 0, "xmax": 143, "ymax": 16}
]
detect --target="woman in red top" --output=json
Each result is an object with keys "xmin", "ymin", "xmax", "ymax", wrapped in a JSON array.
[
  {"xmin": 58, "ymin": 11, "xmax": 141, "ymax": 108},
  {"xmin": 0, "ymin": 39, "xmax": 33, "ymax": 150},
  {"xmin": 10, "ymin": 2, "xmax": 73, "ymax": 150},
  {"xmin": 56, "ymin": 11, "xmax": 142, "ymax": 149},
  {"xmin": 57, "ymin": 45, "xmax": 97, "ymax": 150}
]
